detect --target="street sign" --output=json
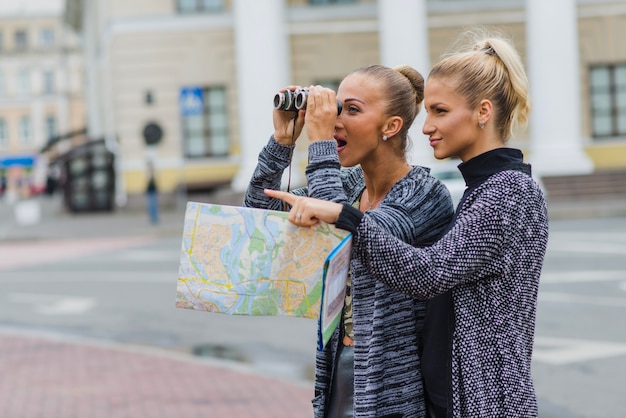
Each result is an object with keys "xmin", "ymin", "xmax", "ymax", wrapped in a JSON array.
[
  {"xmin": 179, "ymin": 87, "xmax": 204, "ymax": 116},
  {"xmin": 0, "ymin": 155, "xmax": 35, "ymax": 168}
]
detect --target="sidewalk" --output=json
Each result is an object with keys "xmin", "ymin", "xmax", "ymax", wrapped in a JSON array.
[
  {"xmin": 0, "ymin": 330, "xmax": 313, "ymax": 418},
  {"xmin": 0, "ymin": 195, "xmax": 186, "ymax": 242}
]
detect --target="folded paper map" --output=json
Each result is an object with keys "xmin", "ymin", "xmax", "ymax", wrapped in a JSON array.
[{"xmin": 176, "ymin": 201, "xmax": 352, "ymax": 349}]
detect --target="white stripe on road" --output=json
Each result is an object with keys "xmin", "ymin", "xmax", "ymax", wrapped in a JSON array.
[
  {"xmin": 539, "ymin": 292, "xmax": 626, "ymax": 308},
  {"xmin": 549, "ymin": 231, "xmax": 626, "ymax": 241},
  {"xmin": 541, "ymin": 270, "xmax": 626, "ymax": 283},
  {"xmin": 115, "ymin": 250, "xmax": 179, "ymax": 261},
  {"xmin": 0, "ymin": 236, "xmax": 159, "ymax": 271},
  {"xmin": 547, "ymin": 240, "xmax": 626, "ymax": 255},
  {"xmin": 0, "ymin": 272, "xmax": 174, "ymax": 283},
  {"xmin": 539, "ymin": 271, "xmax": 626, "ymax": 307},
  {"xmin": 534, "ymin": 336, "xmax": 626, "ymax": 365},
  {"xmin": 8, "ymin": 293, "xmax": 96, "ymax": 315}
]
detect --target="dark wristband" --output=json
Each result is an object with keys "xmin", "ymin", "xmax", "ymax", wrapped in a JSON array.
[{"xmin": 335, "ymin": 203, "xmax": 363, "ymax": 236}]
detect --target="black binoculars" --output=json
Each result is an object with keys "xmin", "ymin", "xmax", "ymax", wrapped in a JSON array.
[{"xmin": 273, "ymin": 88, "xmax": 342, "ymax": 115}]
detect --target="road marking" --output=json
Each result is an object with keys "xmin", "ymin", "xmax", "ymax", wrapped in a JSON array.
[
  {"xmin": 0, "ymin": 236, "xmax": 158, "ymax": 271},
  {"xmin": 541, "ymin": 270, "xmax": 626, "ymax": 283},
  {"xmin": 534, "ymin": 336, "xmax": 626, "ymax": 365},
  {"xmin": 116, "ymin": 250, "xmax": 179, "ymax": 261},
  {"xmin": 547, "ymin": 240, "xmax": 626, "ymax": 255},
  {"xmin": 549, "ymin": 231, "xmax": 626, "ymax": 241},
  {"xmin": 7, "ymin": 293, "xmax": 96, "ymax": 315},
  {"xmin": 539, "ymin": 292, "xmax": 626, "ymax": 308},
  {"xmin": 0, "ymin": 273, "xmax": 173, "ymax": 283}
]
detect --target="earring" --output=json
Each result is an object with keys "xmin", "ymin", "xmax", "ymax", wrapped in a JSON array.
[
  {"xmin": 382, "ymin": 135, "xmax": 388, "ymax": 141},
  {"xmin": 479, "ymin": 122, "xmax": 485, "ymax": 129}
]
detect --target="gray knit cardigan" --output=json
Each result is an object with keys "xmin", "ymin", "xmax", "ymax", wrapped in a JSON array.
[
  {"xmin": 352, "ymin": 168, "xmax": 549, "ymax": 418},
  {"xmin": 244, "ymin": 136, "xmax": 454, "ymax": 418}
]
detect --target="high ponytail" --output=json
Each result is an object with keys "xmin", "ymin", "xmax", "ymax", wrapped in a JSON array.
[{"xmin": 429, "ymin": 30, "xmax": 531, "ymax": 141}]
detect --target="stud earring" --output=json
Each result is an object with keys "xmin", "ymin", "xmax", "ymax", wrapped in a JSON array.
[
  {"xmin": 479, "ymin": 122, "xmax": 485, "ymax": 129},
  {"xmin": 382, "ymin": 135, "xmax": 388, "ymax": 141}
]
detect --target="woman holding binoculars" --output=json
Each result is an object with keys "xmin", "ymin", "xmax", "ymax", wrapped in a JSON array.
[{"xmin": 244, "ymin": 64, "xmax": 454, "ymax": 418}]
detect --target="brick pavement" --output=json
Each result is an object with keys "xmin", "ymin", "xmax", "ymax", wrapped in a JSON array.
[{"xmin": 0, "ymin": 332, "xmax": 314, "ymax": 418}]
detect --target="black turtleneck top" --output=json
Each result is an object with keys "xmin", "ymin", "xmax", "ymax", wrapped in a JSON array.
[{"xmin": 420, "ymin": 148, "xmax": 530, "ymax": 413}]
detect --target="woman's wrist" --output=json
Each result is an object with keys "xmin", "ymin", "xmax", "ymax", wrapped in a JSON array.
[
  {"xmin": 272, "ymin": 133, "xmax": 295, "ymax": 146},
  {"xmin": 335, "ymin": 204, "xmax": 363, "ymax": 236}
]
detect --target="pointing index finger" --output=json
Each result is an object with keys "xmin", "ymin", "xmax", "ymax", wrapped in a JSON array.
[{"xmin": 264, "ymin": 189, "xmax": 297, "ymax": 206}]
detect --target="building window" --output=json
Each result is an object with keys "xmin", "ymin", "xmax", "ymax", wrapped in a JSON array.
[
  {"xmin": 15, "ymin": 30, "xmax": 28, "ymax": 50},
  {"xmin": 180, "ymin": 86, "xmax": 229, "ymax": 158},
  {"xmin": 590, "ymin": 64, "xmax": 626, "ymax": 139},
  {"xmin": 0, "ymin": 119, "xmax": 7, "ymax": 148},
  {"xmin": 176, "ymin": 0, "xmax": 223, "ymax": 13},
  {"xmin": 43, "ymin": 70, "xmax": 55, "ymax": 94},
  {"xmin": 309, "ymin": 0, "xmax": 355, "ymax": 4},
  {"xmin": 46, "ymin": 116, "xmax": 57, "ymax": 140},
  {"xmin": 19, "ymin": 116, "xmax": 32, "ymax": 145},
  {"xmin": 40, "ymin": 28, "xmax": 55, "ymax": 47},
  {"xmin": 18, "ymin": 70, "xmax": 30, "ymax": 96}
]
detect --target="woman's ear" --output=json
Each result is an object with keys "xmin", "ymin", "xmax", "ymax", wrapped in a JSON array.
[
  {"xmin": 478, "ymin": 99, "xmax": 493, "ymax": 126},
  {"xmin": 383, "ymin": 115, "xmax": 403, "ymax": 138}
]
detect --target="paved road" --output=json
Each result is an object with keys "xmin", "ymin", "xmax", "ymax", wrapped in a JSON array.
[
  {"xmin": 532, "ymin": 216, "xmax": 626, "ymax": 418},
  {"xmin": 1, "ymin": 192, "xmax": 625, "ymax": 417}
]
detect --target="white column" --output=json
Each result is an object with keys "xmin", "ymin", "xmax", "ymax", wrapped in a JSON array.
[
  {"xmin": 83, "ymin": 0, "xmax": 103, "ymax": 139},
  {"xmin": 526, "ymin": 0, "xmax": 593, "ymax": 176},
  {"xmin": 98, "ymin": 2, "xmax": 127, "ymax": 208},
  {"xmin": 378, "ymin": 0, "xmax": 435, "ymax": 167},
  {"xmin": 231, "ymin": 0, "xmax": 291, "ymax": 192}
]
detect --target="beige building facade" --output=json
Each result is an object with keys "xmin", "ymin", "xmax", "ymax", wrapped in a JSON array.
[{"xmin": 63, "ymin": 0, "xmax": 626, "ymax": 208}]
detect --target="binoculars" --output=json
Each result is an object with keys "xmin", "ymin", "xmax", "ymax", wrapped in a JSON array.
[{"xmin": 273, "ymin": 88, "xmax": 342, "ymax": 115}]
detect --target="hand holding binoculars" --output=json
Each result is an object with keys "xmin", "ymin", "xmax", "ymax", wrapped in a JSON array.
[{"xmin": 273, "ymin": 88, "xmax": 342, "ymax": 115}]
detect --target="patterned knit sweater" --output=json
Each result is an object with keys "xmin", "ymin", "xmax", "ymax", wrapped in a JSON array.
[
  {"xmin": 244, "ymin": 136, "xmax": 454, "ymax": 418},
  {"xmin": 340, "ymin": 149, "xmax": 549, "ymax": 418}
]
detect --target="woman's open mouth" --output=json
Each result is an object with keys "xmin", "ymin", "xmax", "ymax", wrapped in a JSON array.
[{"xmin": 335, "ymin": 135, "xmax": 347, "ymax": 151}]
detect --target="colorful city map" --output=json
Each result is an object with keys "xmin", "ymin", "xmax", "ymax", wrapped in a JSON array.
[{"xmin": 175, "ymin": 201, "xmax": 352, "ymax": 322}]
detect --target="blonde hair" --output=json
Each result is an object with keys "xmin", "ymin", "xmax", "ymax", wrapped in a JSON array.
[{"xmin": 429, "ymin": 30, "xmax": 531, "ymax": 141}]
